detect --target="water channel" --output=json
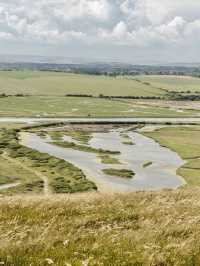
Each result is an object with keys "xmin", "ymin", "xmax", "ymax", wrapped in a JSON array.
[{"xmin": 20, "ymin": 129, "xmax": 185, "ymax": 192}]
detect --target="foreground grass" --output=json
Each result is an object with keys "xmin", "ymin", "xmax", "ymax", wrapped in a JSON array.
[
  {"xmin": 1, "ymin": 189, "xmax": 200, "ymax": 265},
  {"xmin": 144, "ymin": 126, "xmax": 200, "ymax": 186}
]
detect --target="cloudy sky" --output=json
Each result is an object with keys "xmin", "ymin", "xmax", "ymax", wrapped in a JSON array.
[{"xmin": 0, "ymin": 0, "xmax": 199, "ymax": 63}]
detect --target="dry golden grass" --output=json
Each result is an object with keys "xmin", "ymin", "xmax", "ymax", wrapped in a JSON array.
[{"xmin": 1, "ymin": 188, "xmax": 200, "ymax": 265}]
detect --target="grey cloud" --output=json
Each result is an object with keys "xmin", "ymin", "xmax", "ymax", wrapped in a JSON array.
[{"xmin": 0, "ymin": 0, "xmax": 199, "ymax": 62}]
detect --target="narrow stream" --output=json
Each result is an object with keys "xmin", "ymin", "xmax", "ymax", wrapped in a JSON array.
[
  {"xmin": 1, "ymin": 117, "xmax": 200, "ymax": 124},
  {"xmin": 20, "ymin": 129, "xmax": 185, "ymax": 192}
]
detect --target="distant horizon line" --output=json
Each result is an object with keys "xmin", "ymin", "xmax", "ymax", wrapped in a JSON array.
[{"xmin": 0, "ymin": 53, "xmax": 200, "ymax": 67}]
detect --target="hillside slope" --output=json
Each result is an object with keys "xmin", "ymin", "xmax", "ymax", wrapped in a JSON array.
[{"xmin": 1, "ymin": 189, "xmax": 200, "ymax": 265}]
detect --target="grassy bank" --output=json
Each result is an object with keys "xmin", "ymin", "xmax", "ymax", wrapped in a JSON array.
[
  {"xmin": 52, "ymin": 140, "xmax": 120, "ymax": 155},
  {"xmin": 0, "ymin": 129, "xmax": 97, "ymax": 194},
  {"xmin": 48, "ymin": 130, "xmax": 92, "ymax": 144},
  {"xmin": 144, "ymin": 126, "xmax": 200, "ymax": 186},
  {"xmin": 98, "ymin": 154, "xmax": 121, "ymax": 164},
  {"xmin": 143, "ymin": 161, "xmax": 153, "ymax": 168},
  {"xmin": 1, "ymin": 189, "xmax": 200, "ymax": 265}
]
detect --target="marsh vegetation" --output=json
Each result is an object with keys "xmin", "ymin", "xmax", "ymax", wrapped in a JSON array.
[
  {"xmin": 0, "ymin": 128, "xmax": 97, "ymax": 195},
  {"xmin": 102, "ymin": 168, "xmax": 135, "ymax": 178}
]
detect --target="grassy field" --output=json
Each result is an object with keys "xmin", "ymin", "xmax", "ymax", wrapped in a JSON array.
[
  {"xmin": 138, "ymin": 75, "xmax": 200, "ymax": 93},
  {"xmin": 1, "ymin": 189, "xmax": 200, "ymax": 265},
  {"xmin": 0, "ymin": 71, "xmax": 200, "ymax": 118},
  {"xmin": 144, "ymin": 126, "xmax": 200, "ymax": 186},
  {"xmin": 0, "ymin": 71, "xmax": 165, "ymax": 97},
  {"xmin": 0, "ymin": 96, "xmax": 198, "ymax": 117}
]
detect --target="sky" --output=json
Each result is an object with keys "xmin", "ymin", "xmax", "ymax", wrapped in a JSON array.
[{"xmin": 0, "ymin": 0, "xmax": 200, "ymax": 64}]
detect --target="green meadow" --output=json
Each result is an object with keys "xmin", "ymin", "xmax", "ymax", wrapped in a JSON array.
[
  {"xmin": 0, "ymin": 71, "xmax": 200, "ymax": 117},
  {"xmin": 138, "ymin": 75, "xmax": 200, "ymax": 93},
  {"xmin": 0, "ymin": 96, "xmax": 198, "ymax": 117},
  {"xmin": 0, "ymin": 71, "xmax": 164, "ymax": 97},
  {"xmin": 144, "ymin": 126, "xmax": 200, "ymax": 186}
]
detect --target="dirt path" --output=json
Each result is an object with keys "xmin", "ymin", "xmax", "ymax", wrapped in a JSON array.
[{"xmin": 2, "ymin": 153, "xmax": 50, "ymax": 195}]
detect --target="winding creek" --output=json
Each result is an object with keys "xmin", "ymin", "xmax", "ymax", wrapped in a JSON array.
[
  {"xmin": 19, "ymin": 129, "xmax": 185, "ymax": 192},
  {"xmin": 1, "ymin": 117, "xmax": 200, "ymax": 124}
]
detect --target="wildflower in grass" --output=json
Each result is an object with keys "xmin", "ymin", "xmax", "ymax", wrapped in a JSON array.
[
  {"xmin": 63, "ymin": 239, "xmax": 69, "ymax": 246},
  {"xmin": 82, "ymin": 260, "xmax": 89, "ymax": 266},
  {"xmin": 82, "ymin": 258, "xmax": 93, "ymax": 266},
  {"xmin": 45, "ymin": 258, "xmax": 54, "ymax": 264}
]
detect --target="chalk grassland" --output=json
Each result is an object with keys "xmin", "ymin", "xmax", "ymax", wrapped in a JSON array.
[
  {"xmin": 0, "ymin": 96, "xmax": 198, "ymax": 117},
  {"xmin": 1, "ymin": 189, "xmax": 200, "ymax": 265},
  {"xmin": 0, "ymin": 71, "xmax": 165, "ymax": 97},
  {"xmin": 137, "ymin": 75, "xmax": 200, "ymax": 92},
  {"xmin": 144, "ymin": 126, "xmax": 200, "ymax": 186}
]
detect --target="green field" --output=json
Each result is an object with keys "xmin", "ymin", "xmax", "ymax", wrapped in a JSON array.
[
  {"xmin": 144, "ymin": 126, "xmax": 200, "ymax": 186},
  {"xmin": 0, "ymin": 71, "xmax": 165, "ymax": 97},
  {"xmin": 0, "ymin": 71, "xmax": 200, "ymax": 117},
  {"xmin": 138, "ymin": 75, "xmax": 200, "ymax": 92},
  {"xmin": 0, "ymin": 96, "xmax": 198, "ymax": 117}
]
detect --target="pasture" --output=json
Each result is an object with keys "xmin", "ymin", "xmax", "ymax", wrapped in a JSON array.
[
  {"xmin": 0, "ymin": 96, "xmax": 198, "ymax": 117},
  {"xmin": 0, "ymin": 71, "xmax": 165, "ymax": 97},
  {"xmin": 138, "ymin": 75, "xmax": 200, "ymax": 93}
]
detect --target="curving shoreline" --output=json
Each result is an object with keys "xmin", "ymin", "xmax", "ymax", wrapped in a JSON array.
[{"xmin": 20, "ymin": 130, "xmax": 185, "ymax": 192}]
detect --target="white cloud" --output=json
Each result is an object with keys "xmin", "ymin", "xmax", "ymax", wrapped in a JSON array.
[
  {"xmin": 0, "ymin": 31, "xmax": 13, "ymax": 40},
  {"xmin": 0, "ymin": 0, "xmax": 200, "ymax": 61}
]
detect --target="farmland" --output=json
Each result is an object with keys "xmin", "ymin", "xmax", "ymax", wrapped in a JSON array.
[
  {"xmin": 0, "ymin": 71, "xmax": 164, "ymax": 97},
  {"xmin": 0, "ymin": 71, "xmax": 200, "ymax": 118},
  {"xmin": 0, "ymin": 96, "xmax": 199, "ymax": 117},
  {"xmin": 137, "ymin": 75, "xmax": 200, "ymax": 93}
]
